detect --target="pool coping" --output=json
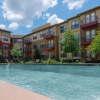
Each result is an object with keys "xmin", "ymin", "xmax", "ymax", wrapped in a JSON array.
[
  {"xmin": 0, "ymin": 80, "xmax": 52, "ymax": 100},
  {"xmin": 0, "ymin": 63, "xmax": 100, "ymax": 66}
]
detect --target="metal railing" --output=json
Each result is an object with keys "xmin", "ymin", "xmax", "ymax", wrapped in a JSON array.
[
  {"xmin": 81, "ymin": 37, "xmax": 91, "ymax": 42},
  {"xmin": 45, "ymin": 44, "xmax": 54, "ymax": 48},
  {"xmin": 23, "ymin": 39, "xmax": 31, "ymax": 43}
]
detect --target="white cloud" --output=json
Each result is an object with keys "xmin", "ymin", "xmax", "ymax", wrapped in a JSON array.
[
  {"xmin": 8, "ymin": 22, "xmax": 19, "ymax": 30},
  {"xmin": 63, "ymin": 0, "xmax": 86, "ymax": 10},
  {"xmin": 0, "ymin": 24, "xmax": 6, "ymax": 29},
  {"xmin": 42, "ymin": 13, "xmax": 51, "ymax": 19},
  {"xmin": 47, "ymin": 14, "xmax": 64, "ymax": 25},
  {"xmin": 45, "ymin": 13, "xmax": 51, "ymax": 18},
  {"xmin": 2, "ymin": 0, "xmax": 57, "ymax": 27}
]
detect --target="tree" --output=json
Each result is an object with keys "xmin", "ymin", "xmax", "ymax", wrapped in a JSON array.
[
  {"xmin": 11, "ymin": 44, "xmax": 22, "ymax": 61},
  {"xmin": 0, "ymin": 50, "xmax": 2, "ymax": 57},
  {"xmin": 33, "ymin": 48, "xmax": 40, "ymax": 60},
  {"xmin": 87, "ymin": 31, "xmax": 100, "ymax": 58},
  {"xmin": 61, "ymin": 28, "xmax": 79, "ymax": 62}
]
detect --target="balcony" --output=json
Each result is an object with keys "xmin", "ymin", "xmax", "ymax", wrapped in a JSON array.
[
  {"xmin": 81, "ymin": 38, "xmax": 91, "ymax": 45},
  {"xmin": 24, "ymin": 49, "xmax": 32, "ymax": 53},
  {"xmin": 44, "ymin": 31, "xmax": 55, "ymax": 40},
  {"xmin": 80, "ymin": 16, "xmax": 98, "ymax": 29},
  {"xmin": 44, "ymin": 44, "xmax": 55, "ymax": 51},
  {"xmin": 23, "ymin": 40, "xmax": 32, "ymax": 44},
  {"xmin": 44, "ymin": 34, "xmax": 55, "ymax": 40}
]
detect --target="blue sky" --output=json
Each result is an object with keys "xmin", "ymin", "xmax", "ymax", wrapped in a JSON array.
[{"xmin": 0, "ymin": 0, "xmax": 100, "ymax": 35}]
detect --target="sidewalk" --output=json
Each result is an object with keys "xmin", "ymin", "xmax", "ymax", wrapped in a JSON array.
[{"xmin": 0, "ymin": 81, "xmax": 52, "ymax": 100}]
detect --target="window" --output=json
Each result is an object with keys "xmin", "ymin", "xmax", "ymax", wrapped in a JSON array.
[
  {"xmin": 91, "ymin": 30, "xmax": 95, "ymax": 40},
  {"xmin": 4, "ymin": 54, "xmax": 8, "ymax": 59},
  {"xmin": 60, "ymin": 38, "xmax": 64, "ymax": 51},
  {"xmin": 61, "ymin": 53, "xmax": 67, "ymax": 57},
  {"xmin": 49, "ymin": 52, "xmax": 51, "ymax": 58},
  {"xmin": 86, "ymin": 14, "xmax": 90, "ymax": 24},
  {"xmin": 40, "ymin": 31, "xmax": 45, "ymax": 38},
  {"xmin": 48, "ymin": 40, "xmax": 54, "ymax": 48},
  {"xmin": 40, "ymin": 49, "xmax": 45, "ymax": 59},
  {"xmin": 60, "ymin": 25, "xmax": 66, "ymax": 33},
  {"xmin": 73, "ymin": 52, "xmax": 79, "ymax": 57},
  {"xmin": 33, "ymin": 44, "xmax": 37, "ymax": 49},
  {"xmin": 76, "ymin": 34, "xmax": 80, "ymax": 41},
  {"xmin": 3, "ymin": 34, "xmax": 8, "ymax": 41},
  {"xmin": 3, "ymin": 44, "xmax": 8, "ymax": 50},
  {"xmin": 13, "ymin": 39, "xmax": 17, "ymax": 43},
  {"xmin": 85, "ymin": 12, "xmax": 95, "ymax": 23},
  {"xmin": 86, "ymin": 31, "xmax": 90, "ymax": 41},
  {"xmin": 48, "ymin": 28, "xmax": 54, "ymax": 35},
  {"xmin": 91, "ymin": 12, "xmax": 95, "ymax": 22},
  {"xmin": 71, "ymin": 20, "xmax": 79, "ymax": 29},
  {"xmin": 18, "ymin": 39, "xmax": 22, "ymax": 43},
  {"xmin": 33, "ymin": 34, "xmax": 37, "ymax": 40},
  {"xmin": 40, "ymin": 41, "xmax": 45, "ymax": 48},
  {"xmin": 86, "ymin": 51, "xmax": 90, "ymax": 57}
]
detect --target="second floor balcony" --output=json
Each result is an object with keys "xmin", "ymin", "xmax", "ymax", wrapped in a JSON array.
[
  {"xmin": 80, "ymin": 16, "xmax": 98, "ymax": 29},
  {"xmin": 44, "ymin": 44, "xmax": 55, "ymax": 51},
  {"xmin": 81, "ymin": 38, "xmax": 92, "ymax": 45},
  {"xmin": 23, "ymin": 48, "xmax": 32, "ymax": 53}
]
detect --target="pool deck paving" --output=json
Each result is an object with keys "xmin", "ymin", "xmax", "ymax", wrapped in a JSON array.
[{"xmin": 0, "ymin": 80, "xmax": 52, "ymax": 100}]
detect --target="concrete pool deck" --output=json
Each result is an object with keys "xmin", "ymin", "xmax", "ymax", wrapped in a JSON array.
[{"xmin": 0, "ymin": 81, "xmax": 52, "ymax": 100}]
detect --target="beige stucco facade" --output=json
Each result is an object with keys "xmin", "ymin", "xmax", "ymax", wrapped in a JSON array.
[{"xmin": 22, "ymin": 6, "xmax": 100, "ymax": 62}]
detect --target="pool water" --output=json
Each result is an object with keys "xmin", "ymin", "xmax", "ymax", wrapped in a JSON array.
[{"xmin": 0, "ymin": 64, "xmax": 100, "ymax": 100}]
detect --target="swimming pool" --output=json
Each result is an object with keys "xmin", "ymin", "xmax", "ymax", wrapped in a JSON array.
[{"xmin": 0, "ymin": 64, "xmax": 100, "ymax": 100}]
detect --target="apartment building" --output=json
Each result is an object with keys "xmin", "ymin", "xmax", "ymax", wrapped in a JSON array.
[
  {"xmin": 10, "ymin": 35, "xmax": 23, "ymax": 61},
  {"xmin": 22, "ymin": 6, "xmax": 100, "ymax": 61},
  {"xmin": 0, "ymin": 29, "xmax": 11, "ymax": 62},
  {"xmin": 0, "ymin": 6, "xmax": 100, "ymax": 62},
  {"xmin": 23, "ymin": 23, "xmax": 59, "ymax": 61}
]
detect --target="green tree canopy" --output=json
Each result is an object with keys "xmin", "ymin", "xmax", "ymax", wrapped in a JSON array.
[
  {"xmin": 61, "ymin": 28, "xmax": 79, "ymax": 54},
  {"xmin": 33, "ymin": 48, "xmax": 40, "ymax": 60},
  {"xmin": 87, "ymin": 31, "xmax": 100, "ymax": 55},
  {"xmin": 11, "ymin": 44, "xmax": 22, "ymax": 59}
]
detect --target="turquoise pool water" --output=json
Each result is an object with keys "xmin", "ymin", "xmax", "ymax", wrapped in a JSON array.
[{"xmin": 0, "ymin": 64, "xmax": 100, "ymax": 100}]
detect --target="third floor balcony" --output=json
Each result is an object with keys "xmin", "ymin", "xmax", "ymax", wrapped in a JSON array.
[
  {"xmin": 44, "ymin": 31, "xmax": 55, "ymax": 40},
  {"xmin": 80, "ymin": 16, "xmax": 98, "ymax": 29},
  {"xmin": 23, "ymin": 39, "xmax": 32, "ymax": 44}
]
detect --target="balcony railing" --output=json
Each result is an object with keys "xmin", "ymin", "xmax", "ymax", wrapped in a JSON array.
[
  {"xmin": 44, "ymin": 44, "xmax": 55, "ymax": 51},
  {"xmin": 44, "ymin": 31, "xmax": 55, "ymax": 39},
  {"xmin": 81, "ymin": 38, "xmax": 92, "ymax": 45},
  {"xmin": 24, "ymin": 49, "xmax": 32, "ymax": 53},
  {"xmin": 80, "ymin": 16, "xmax": 98, "ymax": 29},
  {"xmin": 23, "ymin": 39, "xmax": 32, "ymax": 44}
]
